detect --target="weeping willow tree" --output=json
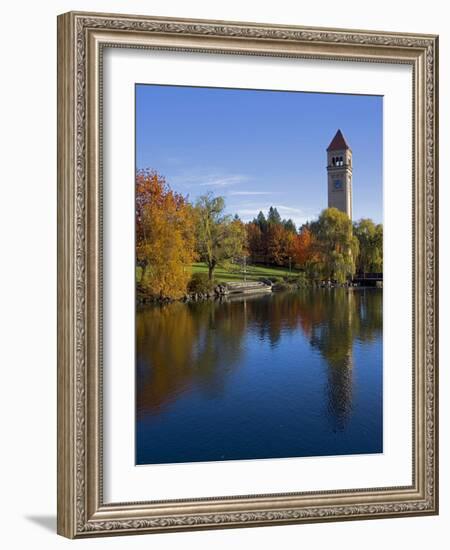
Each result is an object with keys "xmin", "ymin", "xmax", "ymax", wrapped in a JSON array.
[
  {"xmin": 353, "ymin": 218, "xmax": 383, "ymax": 274},
  {"xmin": 309, "ymin": 207, "xmax": 359, "ymax": 283}
]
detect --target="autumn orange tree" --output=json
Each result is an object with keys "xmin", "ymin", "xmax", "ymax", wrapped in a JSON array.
[
  {"xmin": 291, "ymin": 226, "xmax": 314, "ymax": 267},
  {"xmin": 136, "ymin": 169, "xmax": 197, "ymax": 299},
  {"xmin": 266, "ymin": 223, "xmax": 296, "ymax": 266},
  {"xmin": 246, "ymin": 222, "xmax": 265, "ymax": 264},
  {"xmin": 246, "ymin": 208, "xmax": 298, "ymax": 267}
]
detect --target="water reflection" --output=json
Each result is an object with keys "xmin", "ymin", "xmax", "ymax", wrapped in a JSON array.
[
  {"xmin": 136, "ymin": 300, "xmax": 247, "ymax": 414},
  {"xmin": 136, "ymin": 288, "xmax": 383, "ymax": 463},
  {"xmin": 306, "ymin": 290, "xmax": 379, "ymax": 430}
]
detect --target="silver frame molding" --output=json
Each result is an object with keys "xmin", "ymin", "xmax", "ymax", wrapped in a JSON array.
[{"xmin": 57, "ymin": 11, "xmax": 439, "ymax": 538}]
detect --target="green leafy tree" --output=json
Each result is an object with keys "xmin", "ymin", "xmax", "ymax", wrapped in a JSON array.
[
  {"xmin": 353, "ymin": 219, "xmax": 383, "ymax": 274},
  {"xmin": 309, "ymin": 208, "xmax": 359, "ymax": 283},
  {"xmin": 195, "ymin": 193, "xmax": 247, "ymax": 280}
]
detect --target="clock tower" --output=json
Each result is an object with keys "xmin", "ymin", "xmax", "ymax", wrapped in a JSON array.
[{"xmin": 327, "ymin": 129, "xmax": 352, "ymax": 220}]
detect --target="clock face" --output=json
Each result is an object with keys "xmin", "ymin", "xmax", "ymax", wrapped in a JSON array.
[{"xmin": 334, "ymin": 179, "xmax": 343, "ymax": 189}]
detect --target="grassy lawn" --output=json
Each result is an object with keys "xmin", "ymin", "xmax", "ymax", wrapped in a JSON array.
[{"xmin": 191, "ymin": 262, "xmax": 299, "ymax": 283}]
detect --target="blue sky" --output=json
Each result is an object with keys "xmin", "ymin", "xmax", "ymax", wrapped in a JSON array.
[{"xmin": 136, "ymin": 85, "xmax": 383, "ymax": 227}]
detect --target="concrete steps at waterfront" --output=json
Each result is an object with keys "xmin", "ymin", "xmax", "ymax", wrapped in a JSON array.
[{"xmin": 223, "ymin": 281, "xmax": 272, "ymax": 295}]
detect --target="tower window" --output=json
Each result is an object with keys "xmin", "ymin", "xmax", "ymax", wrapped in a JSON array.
[{"xmin": 331, "ymin": 156, "xmax": 345, "ymax": 167}]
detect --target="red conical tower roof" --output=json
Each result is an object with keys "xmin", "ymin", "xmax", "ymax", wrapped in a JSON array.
[{"xmin": 327, "ymin": 129, "xmax": 350, "ymax": 151}]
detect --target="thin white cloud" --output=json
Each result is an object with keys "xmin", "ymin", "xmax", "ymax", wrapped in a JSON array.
[
  {"xmin": 171, "ymin": 172, "xmax": 250, "ymax": 187},
  {"xmin": 199, "ymin": 175, "xmax": 250, "ymax": 187},
  {"xmin": 228, "ymin": 191, "xmax": 276, "ymax": 196},
  {"xmin": 276, "ymin": 205, "xmax": 306, "ymax": 215}
]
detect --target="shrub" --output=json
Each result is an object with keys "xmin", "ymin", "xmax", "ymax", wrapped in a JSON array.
[
  {"xmin": 272, "ymin": 281, "xmax": 292, "ymax": 292},
  {"xmin": 294, "ymin": 272, "xmax": 310, "ymax": 289},
  {"xmin": 273, "ymin": 273, "xmax": 311, "ymax": 291},
  {"xmin": 187, "ymin": 272, "xmax": 215, "ymax": 294}
]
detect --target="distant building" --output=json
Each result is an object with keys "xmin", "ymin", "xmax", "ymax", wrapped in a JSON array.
[{"xmin": 327, "ymin": 129, "xmax": 353, "ymax": 220}]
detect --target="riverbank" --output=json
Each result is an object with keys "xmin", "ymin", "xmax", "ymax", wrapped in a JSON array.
[
  {"xmin": 137, "ymin": 280, "xmax": 273, "ymax": 305},
  {"xmin": 136, "ymin": 262, "xmax": 382, "ymax": 305},
  {"xmin": 136, "ymin": 278, "xmax": 377, "ymax": 305}
]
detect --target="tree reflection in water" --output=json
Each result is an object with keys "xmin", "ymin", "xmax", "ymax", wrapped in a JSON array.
[
  {"xmin": 136, "ymin": 300, "xmax": 247, "ymax": 416},
  {"xmin": 301, "ymin": 289, "xmax": 382, "ymax": 430},
  {"xmin": 137, "ymin": 288, "xmax": 382, "ymax": 436}
]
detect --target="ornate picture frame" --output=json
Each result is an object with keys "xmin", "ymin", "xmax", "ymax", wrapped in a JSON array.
[{"xmin": 57, "ymin": 11, "xmax": 438, "ymax": 538}]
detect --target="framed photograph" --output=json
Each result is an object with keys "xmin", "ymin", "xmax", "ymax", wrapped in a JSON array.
[{"xmin": 57, "ymin": 11, "xmax": 439, "ymax": 538}]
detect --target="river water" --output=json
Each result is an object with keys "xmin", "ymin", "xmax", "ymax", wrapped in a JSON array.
[{"xmin": 136, "ymin": 288, "xmax": 383, "ymax": 465}]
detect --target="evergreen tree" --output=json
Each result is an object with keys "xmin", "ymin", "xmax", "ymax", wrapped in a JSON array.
[
  {"xmin": 282, "ymin": 218, "xmax": 297, "ymax": 233},
  {"xmin": 254, "ymin": 210, "xmax": 268, "ymax": 233},
  {"xmin": 267, "ymin": 206, "xmax": 282, "ymax": 225}
]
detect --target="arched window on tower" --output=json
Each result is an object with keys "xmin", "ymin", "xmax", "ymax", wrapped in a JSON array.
[{"xmin": 331, "ymin": 156, "xmax": 345, "ymax": 167}]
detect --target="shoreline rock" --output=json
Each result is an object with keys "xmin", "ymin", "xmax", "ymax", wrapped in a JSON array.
[{"xmin": 137, "ymin": 283, "xmax": 229, "ymax": 306}]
